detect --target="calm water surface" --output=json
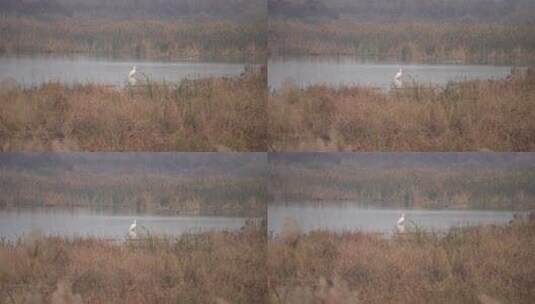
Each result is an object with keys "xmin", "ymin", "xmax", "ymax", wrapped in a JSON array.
[
  {"xmin": 0, "ymin": 55, "xmax": 247, "ymax": 87},
  {"xmin": 269, "ymin": 56, "xmax": 515, "ymax": 90},
  {"xmin": 268, "ymin": 202, "xmax": 516, "ymax": 236},
  {"xmin": 0, "ymin": 209, "xmax": 247, "ymax": 241}
]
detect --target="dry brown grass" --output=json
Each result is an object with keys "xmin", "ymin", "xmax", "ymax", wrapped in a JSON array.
[
  {"xmin": 0, "ymin": 226, "xmax": 266, "ymax": 304},
  {"xmin": 0, "ymin": 70, "xmax": 267, "ymax": 151},
  {"xmin": 268, "ymin": 220, "xmax": 535, "ymax": 304},
  {"xmin": 269, "ymin": 69, "xmax": 535, "ymax": 151}
]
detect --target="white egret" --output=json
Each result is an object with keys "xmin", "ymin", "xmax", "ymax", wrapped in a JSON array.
[
  {"xmin": 396, "ymin": 213, "xmax": 406, "ymax": 233},
  {"xmin": 128, "ymin": 66, "xmax": 137, "ymax": 85},
  {"xmin": 397, "ymin": 213, "xmax": 405, "ymax": 226},
  {"xmin": 394, "ymin": 68, "xmax": 403, "ymax": 81},
  {"xmin": 393, "ymin": 68, "xmax": 403, "ymax": 88},
  {"xmin": 128, "ymin": 219, "xmax": 137, "ymax": 239}
]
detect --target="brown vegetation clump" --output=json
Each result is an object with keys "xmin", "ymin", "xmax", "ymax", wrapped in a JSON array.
[
  {"xmin": 268, "ymin": 221, "xmax": 535, "ymax": 304},
  {"xmin": 269, "ymin": 70, "xmax": 535, "ymax": 151},
  {"xmin": 0, "ymin": 71, "xmax": 267, "ymax": 151},
  {"xmin": 0, "ymin": 228, "xmax": 267, "ymax": 303}
]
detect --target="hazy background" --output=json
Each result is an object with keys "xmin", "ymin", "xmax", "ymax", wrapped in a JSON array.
[
  {"xmin": 268, "ymin": 0, "xmax": 535, "ymax": 23},
  {"xmin": 0, "ymin": 0, "xmax": 266, "ymax": 22}
]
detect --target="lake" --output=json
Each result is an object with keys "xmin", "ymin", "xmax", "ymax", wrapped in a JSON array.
[
  {"xmin": 268, "ymin": 202, "xmax": 517, "ymax": 236},
  {"xmin": 0, "ymin": 209, "xmax": 248, "ymax": 241},
  {"xmin": 0, "ymin": 54, "xmax": 248, "ymax": 87},
  {"xmin": 268, "ymin": 56, "xmax": 515, "ymax": 91}
]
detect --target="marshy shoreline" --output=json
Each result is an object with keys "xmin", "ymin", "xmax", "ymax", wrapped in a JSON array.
[
  {"xmin": 269, "ymin": 69, "xmax": 535, "ymax": 151},
  {"xmin": 268, "ymin": 219, "xmax": 535, "ymax": 304},
  {"xmin": 0, "ymin": 227, "xmax": 267, "ymax": 304},
  {"xmin": 0, "ymin": 70, "xmax": 268, "ymax": 152}
]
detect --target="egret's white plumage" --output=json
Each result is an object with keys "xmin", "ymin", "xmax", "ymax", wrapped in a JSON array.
[
  {"xmin": 128, "ymin": 219, "xmax": 137, "ymax": 238},
  {"xmin": 396, "ymin": 213, "xmax": 406, "ymax": 233},
  {"xmin": 394, "ymin": 68, "xmax": 403, "ymax": 80},
  {"xmin": 392, "ymin": 68, "xmax": 403, "ymax": 88},
  {"xmin": 129, "ymin": 66, "xmax": 136, "ymax": 78},
  {"xmin": 397, "ymin": 213, "xmax": 405, "ymax": 225},
  {"xmin": 128, "ymin": 66, "xmax": 137, "ymax": 85},
  {"xmin": 129, "ymin": 219, "xmax": 137, "ymax": 231}
]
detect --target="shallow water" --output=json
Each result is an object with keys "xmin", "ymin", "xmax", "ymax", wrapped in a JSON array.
[
  {"xmin": 268, "ymin": 56, "xmax": 515, "ymax": 90},
  {"xmin": 268, "ymin": 202, "xmax": 516, "ymax": 236},
  {"xmin": 0, "ymin": 54, "xmax": 247, "ymax": 87},
  {"xmin": 0, "ymin": 208, "xmax": 247, "ymax": 241}
]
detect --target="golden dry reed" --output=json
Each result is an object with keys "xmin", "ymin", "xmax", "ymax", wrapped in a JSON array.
[
  {"xmin": 0, "ymin": 70, "xmax": 267, "ymax": 151},
  {"xmin": 269, "ymin": 69, "xmax": 535, "ymax": 151},
  {"xmin": 0, "ymin": 227, "xmax": 266, "ymax": 303},
  {"xmin": 268, "ymin": 219, "xmax": 535, "ymax": 304}
]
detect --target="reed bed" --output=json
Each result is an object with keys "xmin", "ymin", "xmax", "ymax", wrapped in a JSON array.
[
  {"xmin": 269, "ymin": 69, "xmax": 535, "ymax": 151},
  {"xmin": 0, "ymin": 167, "xmax": 267, "ymax": 217},
  {"xmin": 268, "ymin": 219, "xmax": 535, "ymax": 304},
  {"xmin": 269, "ymin": 20, "xmax": 535, "ymax": 64},
  {"xmin": 269, "ymin": 160, "xmax": 535, "ymax": 210},
  {"xmin": 0, "ymin": 70, "xmax": 267, "ymax": 151},
  {"xmin": 0, "ymin": 227, "xmax": 266, "ymax": 304},
  {"xmin": 0, "ymin": 17, "xmax": 266, "ymax": 60}
]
